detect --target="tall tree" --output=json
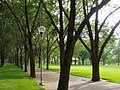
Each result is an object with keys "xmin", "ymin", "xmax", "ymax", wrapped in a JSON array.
[
  {"xmin": 42, "ymin": 0, "xmax": 111, "ymax": 89},
  {"xmin": 0, "ymin": 1, "xmax": 12, "ymax": 67},
  {"xmin": 79, "ymin": 0, "xmax": 120, "ymax": 81},
  {"xmin": 3, "ymin": 0, "xmax": 43, "ymax": 78},
  {"xmin": 45, "ymin": 28, "xmax": 58, "ymax": 70}
]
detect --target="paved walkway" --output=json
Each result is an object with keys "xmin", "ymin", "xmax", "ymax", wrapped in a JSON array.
[{"xmin": 32, "ymin": 67, "xmax": 120, "ymax": 90}]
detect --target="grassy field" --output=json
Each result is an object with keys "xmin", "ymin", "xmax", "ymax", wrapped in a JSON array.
[
  {"xmin": 46, "ymin": 64, "xmax": 120, "ymax": 84},
  {"xmin": 0, "ymin": 63, "xmax": 45, "ymax": 90}
]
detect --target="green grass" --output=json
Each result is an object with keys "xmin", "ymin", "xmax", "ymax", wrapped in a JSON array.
[
  {"xmin": 45, "ymin": 64, "xmax": 120, "ymax": 84},
  {"xmin": 0, "ymin": 63, "xmax": 45, "ymax": 90}
]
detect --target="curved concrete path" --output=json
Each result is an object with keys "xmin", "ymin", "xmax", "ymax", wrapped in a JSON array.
[{"xmin": 33, "ymin": 67, "xmax": 120, "ymax": 90}]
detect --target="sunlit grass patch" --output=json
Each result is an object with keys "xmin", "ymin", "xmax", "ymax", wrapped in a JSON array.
[
  {"xmin": 47, "ymin": 64, "xmax": 120, "ymax": 84},
  {"xmin": 0, "ymin": 63, "xmax": 45, "ymax": 90}
]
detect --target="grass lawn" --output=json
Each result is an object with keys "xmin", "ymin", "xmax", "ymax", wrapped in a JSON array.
[
  {"xmin": 45, "ymin": 64, "xmax": 120, "ymax": 84},
  {"xmin": 0, "ymin": 63, "xmax": 45, "ymax": 90}
]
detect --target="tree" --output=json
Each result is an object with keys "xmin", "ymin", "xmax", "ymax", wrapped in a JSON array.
[
  {"xmin": 101, "ymin": 33, "xmax": 116, "ymax": 65},
  {"xmin": 42, "ymin": 0, "xmax": 111, "ymax": 89},
  {"xmin": 113, "ymin": 39, "xmax": 120, "ymax": 65},
  {"xmin": 79, "ymin": 0, "xmax": 120, "ymax": 81},
  {"xmin": 73, "ymin": 41, "xmax": 89, "ymax": 65},
  {"xmin": 0, "ymin": 2, "xmax": 13, "ymax": 67},
  {"xmin": 3, "ymin": 0, "xmax": 44, "ymax": 78},
  {"xmin": 45, "ymin": 29, "xmax": 58, "ymax": 70}
]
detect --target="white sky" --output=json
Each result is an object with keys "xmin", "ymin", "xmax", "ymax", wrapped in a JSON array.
[
  {"xmin": 99, "ymin": 0, "xmax": 120, "ymax": 38},
  {"xmin": 91, "ymin": 0, "xmax": 120, "ymax": 38}
]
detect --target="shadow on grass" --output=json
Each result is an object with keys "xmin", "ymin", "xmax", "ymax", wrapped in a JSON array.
[{"xmin": 0, "ymin": 64, "xmax": 28, "ymax": 80}]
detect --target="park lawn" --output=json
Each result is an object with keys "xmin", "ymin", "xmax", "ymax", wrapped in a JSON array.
[
  {"xmin": 47, "ymin": 64, "xmax": 120, "ymax": 84},
  {"xmin": 0, "ymin": 63, "xmax": 45, "ymax": 90}
]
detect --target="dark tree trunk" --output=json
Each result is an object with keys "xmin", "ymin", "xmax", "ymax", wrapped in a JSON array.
[
  {"xmin": 24, "ymin": 39, "xmax": 28, "ymax": 72},
  {"xmin": 46, "ymin": 34, "xmax": 49, "ymax": 70},
  {"xmin": 46, "ymin": 54, "xmax": 49, "ymax": 70},
  {"xmin": 57, "ymin": 43, "xmax": 65, "ymax": 90},
  {"xmin": 15, "ymin": 47, "xmax": 19, "ymax": 66},
  {"xmin": 74, "ymin": 59, "xmax": 77, "ymax": 65},
  {"xmin": 57, "ymin": 63, "xmax": 70, "ymax": 90},
  {"xmin": 38, "ymin": 44, "xmax": 41, "ymax": 68},
  {"xmin": 16, "ymin": 50, "xmax": 19, "ymax": 66},
  {"xmin": 24, "ymin": 50, "xmax": 27, "ymax": 72},
  {"xmin": 57, "ymin": 51, "xmax": 74, "ymax": 90},
  {"xmin": 28, "ymin": 36, "xmax": 36, "ymax": 78},
  {"xmin": 0, "ymin": 51, "xmax": 4, "ymax": 67},
  {"xmin": 0, "ymin": 52, "xmax": 1, "ymax": 67},
  {"xmin": 118, "ymin": 56, "xmax": 120, "ymax": 66},
  {"xmin": 57, "ymin": 40, "xmax": 74, "ymax": 90},
  {"xmin": 81, "ymin": 57, "xmax": 84, "ymax": 65},
  {"xmin": 91, "ymin": 57, "xmax": 100, "ymax": 81},
  {"xmin": 20, "ymin": 48, "xmax": 23, "ymax": 69},
  {"xmin": 78, "ymin": 57, "xmax": 81, "ymax": 65},
  {"xmin": 14, "ymin": 52, "xmax": 16, "ymax": 65}
]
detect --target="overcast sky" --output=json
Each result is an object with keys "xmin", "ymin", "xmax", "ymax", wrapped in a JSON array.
[
  {"xmin": 90, "ymin": 1, "xmax": 120, "ymax": 38},
  {"xmin": 99, "ymin": 0, "xmax": 120, "ymax": 38}
]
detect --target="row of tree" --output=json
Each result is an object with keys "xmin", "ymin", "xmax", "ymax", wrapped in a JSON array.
[{"xmin": 0, "ymin": 0, "xmax": 120, "ymax": 90}]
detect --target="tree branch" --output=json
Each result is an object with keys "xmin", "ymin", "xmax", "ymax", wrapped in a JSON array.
[
  {"xmin": 74, "ymin": 0, "xmax": 111, "ymax": 41},
  {"xmin": 41, "ymin": 0, "xmax": 60, "ymax": 34},
  {"xmin": 25, "ymin": 0, "xmax": 30, "ymax": 34},
  {"xmin": 62, "ymin": 6, "xmax": 69, "ymax": 19},
  {"xmin": 94, "ymin": 1, "xmax": 99, "ymax": 57},
  {"xmin": 78, "ymin": 36, "xmax": 91, "ymax": 53},
  {"xmin": 4, "ymin": 0, "xmax": 28, "ymax": 38},
  {"xmin": 99, "ymin": 20, "xmax": 120, "ymax": 61},
  {"xmin": 31, "ymin": 0, "xmax": 42, "ymax": 33},
  {"xmin": 98, "ymin": 6, "xmax": 120, "ymax": 32},
  {"xmin": 68, "ymin": 0, "xmax": 76, "ymax": 37},
  {"xmin": 82, "ymin": 0, "xmax": 94, "ymax": 51},
  {"xmin": 58, "ymin": 0, "xmax": 64, "ymax": 39}
]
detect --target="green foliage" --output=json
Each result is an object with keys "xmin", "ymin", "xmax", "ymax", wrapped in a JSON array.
[
  {"xmin": 74, "ymin": 41, "xmax": 89, "ymax": 59},
  {"xmin": 0, "ymin": 63, "xmax": 45, "ymax": 90}
]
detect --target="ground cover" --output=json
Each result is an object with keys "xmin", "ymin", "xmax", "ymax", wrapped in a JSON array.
[
  {"xmin": 46, "ymin": 64, "xmax": 120, "ymax": 84},
  {"xmin": 0, "ymin": 63, "xmax": 45, "ymax": 90}
]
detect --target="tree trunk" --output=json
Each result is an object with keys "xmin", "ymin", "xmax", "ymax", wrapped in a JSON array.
[
  {"xmin": 81, "ymin": 57, "xmax": 84, "ymax": 65},
  {"xmin": 0, "ymin": 51, "xmax": 4, "ymax": 67},
  {"xmin": 46, "ymin": 36, "xmax": 49, "ymax": 70},
  {"xmin": 74, "ymin": 59, "xmax": 77, "ymax": 65},
  {"xmin": 38, "ymin": 45, "xmax": 41, "ymax": 68},
  {"xmin": 38, "ymin": 36, "xmax": 42, "ymax": 68},
  {"xmin": 118, "ymin": 55, "xmax": 120, "ymax": 66},
  {"xmin": 20, "ymin": 48, "xmax": 23, "ymax": 69},
  {"xmin": 24, "ymin": 43, "xmax": 27, "ymax": 72},
  {"xmin": 15, "ymin": 47, "xmax": 19, "ymax": 66},
  {"xmin": 29, "ymin": 51, "xmax": 35, "ymax": 78},
  {"xmin": 46, "ymin": 54, "xmax": 49, "ymax": 70},
  {"xmin": 78, "ymin": 57, "xmax": 81, "ymax": 65},
  {"xmin": 57, "ymin": 64, "xmax": 70, "ymax": 90},
  {"xmin": 28, "ymin": 36, "xmax": 36, "ymax": 78},
  {"xmin": 91, "ymin": 59, "xmax": 100, "ymax": 81},
  {"xmin": 57, "ymin": 40, "xmax": 74, "ymax": 90}
]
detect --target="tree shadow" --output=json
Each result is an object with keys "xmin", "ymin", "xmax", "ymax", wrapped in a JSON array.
[
  {"xmin": 0, "ymin": 68, "xmax": 29, "ymax": 80},
  {"xmin": 69, "ymin": 80, "xmax": 120, "ymax": 90},
  {"xmin": 69, "ymin": 81, "xmax": 91, "ymax": 90}
]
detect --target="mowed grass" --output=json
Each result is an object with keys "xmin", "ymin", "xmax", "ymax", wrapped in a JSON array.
[
  {"xmin": 0, "ymin": 63, "xmax": 45, "ymax": 90},
  {"xmin": 47, "ymin": 64, "xmax": 120, "ymax": 84}
]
